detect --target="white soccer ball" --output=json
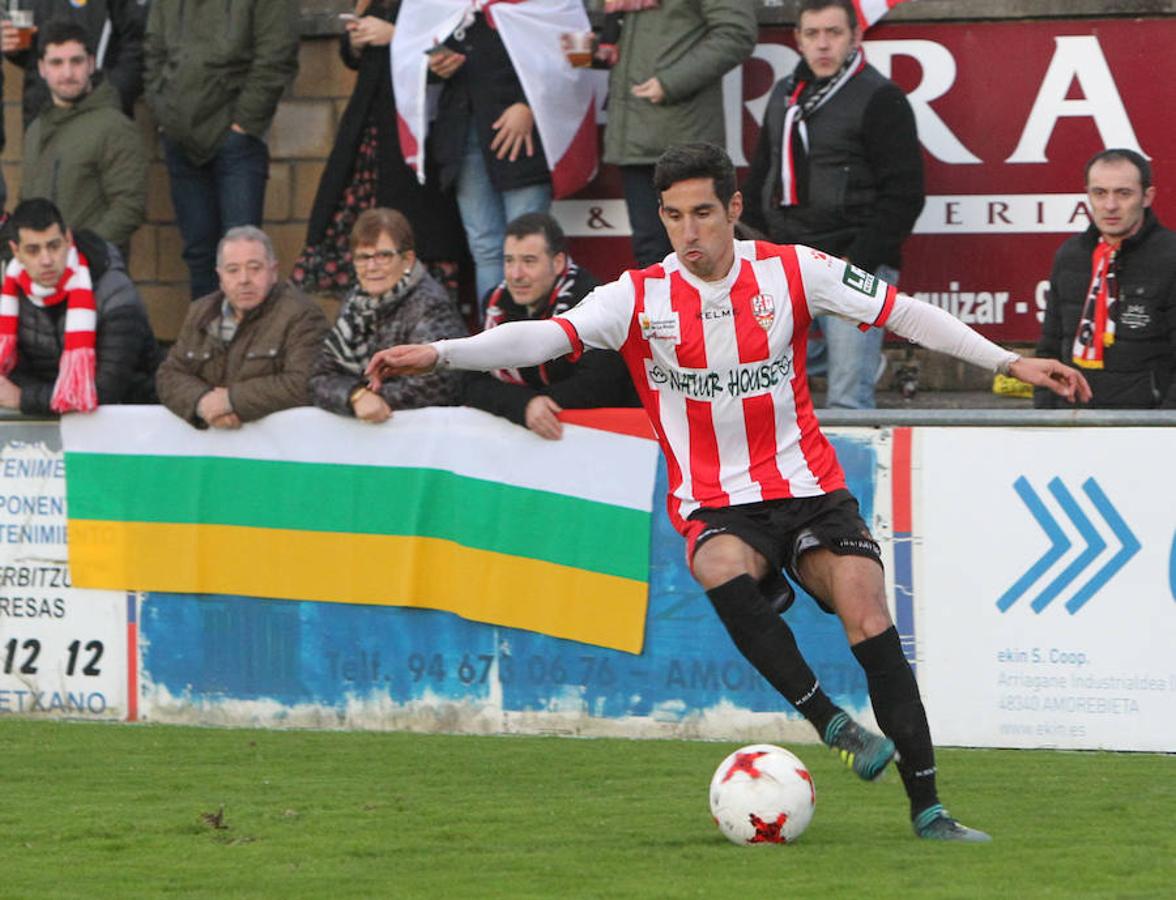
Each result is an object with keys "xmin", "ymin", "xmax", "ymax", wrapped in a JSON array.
[{"xmin": 709, "ymin": 743, "xmax": 815, "ymax": 846}]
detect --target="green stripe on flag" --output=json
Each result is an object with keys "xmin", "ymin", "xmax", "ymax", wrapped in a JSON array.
[{"xmin": 65, "ymin": 453, "xmax": 650, "ymax": 582}]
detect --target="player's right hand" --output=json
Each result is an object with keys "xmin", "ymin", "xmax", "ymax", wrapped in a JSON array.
[{"xmin": 365, "ymin": 344, "xmax": 439, "ymax": 389}]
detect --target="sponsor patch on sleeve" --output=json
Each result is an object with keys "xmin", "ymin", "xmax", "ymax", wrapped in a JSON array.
[{"xmin": 841, "ymin": 264, "xmax": 878, "ymax": 296}]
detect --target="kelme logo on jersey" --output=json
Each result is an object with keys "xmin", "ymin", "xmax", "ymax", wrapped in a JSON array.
[
  {"xmin": 751, "ymin": 293, "xmax": 775, "ymax": 331},
  {"xmin": 842, "ymin": 265, "xmax": 877, "ymax": 296},
  {"xmin": 639, "ymin": 312, "xmax": 681, "ymax": 342}
]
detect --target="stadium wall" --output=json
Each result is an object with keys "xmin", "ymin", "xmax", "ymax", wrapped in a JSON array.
[{"xmin": 1, "ymin": 410, "xmax": 1173, "ymax": 753}]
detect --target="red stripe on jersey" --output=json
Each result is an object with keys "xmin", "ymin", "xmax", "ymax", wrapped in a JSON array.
[
  {"xmin": 778, "ymin": 245, "xmax": 846, "ymax": 494},
  {"xmin": 618, "ymin": 267, "xmax": 692, "ymax": 536},
  {"xmin": 668, "ymin": 272, "xmax": 707, "ymax": 368},
  {"xmin": 729, "ymin": 258, "xmax": 789, "ymax": 497},
  {"xmin": 668, "ymin": 273, "xmax": 729, "ymax": 508},
  {"xmin": 551, "ymin": 316, "xmax": 584, "ymax": 361},
  {"xmin": 858, "ymin": 283, "xmax": 899, "ymax": 332},
  {"xmin": 742, "ymin": 392, "xmax": 790, "ymax": 497},
  {"xmin": 729, "ymin": 258, "xmax": 770, "ymax": 363}
]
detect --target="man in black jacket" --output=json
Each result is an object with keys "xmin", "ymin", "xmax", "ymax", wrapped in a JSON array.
[
  {"xmin": 1035, "ymin": 148, "xmax": 1176, "ymax": 408},
  {"xmin": 0, "ymin": 198, "xmax": 158, "ymax": 416},
  {"xmin": 2, "ymin": 0, "xmax": 146, "ymax": 125},
  {"xmin": 742, "ymin": 0, "xmax": 924, "ymax": 409},
  {"xmin": 462, "ymin": 213, "xmax": 637, "ymax": 439}
]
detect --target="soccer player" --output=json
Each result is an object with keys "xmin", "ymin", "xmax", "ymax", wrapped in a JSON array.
[{"xmin": 366, "ymin": 143, "xmax": 1090, "ymax": 842}]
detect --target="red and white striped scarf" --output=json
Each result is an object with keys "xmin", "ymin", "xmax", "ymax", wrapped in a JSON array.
[
  {"xmin": 1072, "ymin": 239, "xmax": 1118, "ymax": 370},
  {"xmin": 778, "ymin": 48, "xmax": 866, "ymax": 207},
  {"xmin": 0, "ymin": 243, "xmax": 98, "ymax": 412}
]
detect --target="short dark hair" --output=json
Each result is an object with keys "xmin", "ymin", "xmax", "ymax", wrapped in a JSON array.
[
  {"xmin": 797, "ymin": 0, "xmax": 858, "ymax": 31},
  {"xmin": 38, "ymin": 19, "xmax": 95, "ymax": 59},
  {"xmin": 1084, "ymin": 148, "xmax": 1152, "ymax": 191},
  {"xmin": 350, "ymin": 207, "xmax": 415, "ymax": 254},
  {"xmin": 653, "ymin": 142, "xmax": 738, "ymax": 207},
  {"xmin": 504, "ymin": 212, "xmax": 566, "ymax": 256},
  {"xmin": 9, "ymin": 198, "xmax": 68, "ymax": 241}
]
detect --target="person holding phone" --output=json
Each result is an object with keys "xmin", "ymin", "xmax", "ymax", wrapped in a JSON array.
[{"xmin": 292, "ymin": 0, "xmax": 464, "ymax": 300}]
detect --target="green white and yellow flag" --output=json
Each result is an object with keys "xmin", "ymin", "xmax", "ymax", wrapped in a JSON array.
[{"xmin": 62, "ymin": 407, "xmax": 659, "ymax": 653}]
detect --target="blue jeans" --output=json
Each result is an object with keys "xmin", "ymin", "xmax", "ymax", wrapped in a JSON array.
[
  {"xmin": 809, "ymin": 264, "xmax": 898, "ymax": 410},
  {"xmin": 455, "ymin": 125, "xmax": 552, "ymax": 303},
  {"xmin": 163, "ymin": 131, "xmax": 269, "ymax": 299}
]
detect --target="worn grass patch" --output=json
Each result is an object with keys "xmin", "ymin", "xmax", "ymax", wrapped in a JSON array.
[{"xmin": 0, "ymin": 719, "xmax": 1171, "ymax": 898}]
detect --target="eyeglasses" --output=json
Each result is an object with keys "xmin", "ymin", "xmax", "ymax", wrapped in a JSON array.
[{"xmin": 353, "ymin": 249, "xmax": 402, "ymax": 266}]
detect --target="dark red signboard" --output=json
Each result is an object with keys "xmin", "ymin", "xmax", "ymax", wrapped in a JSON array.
[{"xmin": 563, "ymin": 17, "xmax": 1173, "ymax": 342}]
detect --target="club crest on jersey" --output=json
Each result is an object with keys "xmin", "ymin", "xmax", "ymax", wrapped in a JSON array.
[
  {"xmin": 751, "ymin": 293, "xmax": 775, "ymax": 331},
  {"xmin": 639, "ymin": 312, "xmax": 681, "ymax": 342}
]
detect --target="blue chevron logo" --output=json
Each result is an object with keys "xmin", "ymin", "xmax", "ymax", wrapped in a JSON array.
[{"xmin": 997, "ymin": 476, "xmax": 1140, "ymax": 614}]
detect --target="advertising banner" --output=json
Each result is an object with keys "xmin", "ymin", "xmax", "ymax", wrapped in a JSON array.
[
  {"xmin": 0, "ymin": 423, "xmax": 129, "ymax": 720},
  {"xmin": 135, "ymin": 431, "xmax": 887, "ymax": 740},
  {"xmin": 560, "ymin": 17, "xmax": 1176, "ymax": 343},
  {"xmin": 914, "ymin": 428, "xmax": 1176, "ymax": 751}
]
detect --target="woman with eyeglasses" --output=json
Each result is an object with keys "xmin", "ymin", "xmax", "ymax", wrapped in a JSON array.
[{"xmin": 309, "ymin": 207, "xmax": 467, "ymax": 423}]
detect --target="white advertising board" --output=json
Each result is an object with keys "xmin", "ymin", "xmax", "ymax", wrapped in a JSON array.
[
  {"xmin": 915, "ymin": 428, "xmax": 1176, "ymax": 751},
  {"xmin": 0, "ymin": 427, "xmax": 129, "ymax": 720}
]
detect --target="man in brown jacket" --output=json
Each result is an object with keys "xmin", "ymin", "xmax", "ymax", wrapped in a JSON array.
[{"xmin": 156, "ymin": 225, "xmax": 329, "ymax": 428}]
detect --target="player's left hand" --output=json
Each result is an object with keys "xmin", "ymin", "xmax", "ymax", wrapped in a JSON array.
[
  {"xmin": 1008, "ymin": 357, "xmax": 1092, "ymax": 404},
  {"xmin": 631, "ymin": 76, "xmax": 666, "ymax": 104},
  {"xmin": 365, "ymin": 344, "xmax": 438, "ymax": 389}
]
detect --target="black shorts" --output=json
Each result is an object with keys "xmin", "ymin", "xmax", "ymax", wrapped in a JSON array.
[{"xmin": 687, "ymin": 490, "xmax": 882, "ymax": 614}]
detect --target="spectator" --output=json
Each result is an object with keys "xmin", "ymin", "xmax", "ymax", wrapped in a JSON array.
[
  {"xmin": 144, "ymin": 0, "xmax": 298, "ymax": 299},
  {"xmin": 394, "ymin": 0, "xmax": 598, "ymax": 302},
  {"xmin": 462, "ymin": 212, "xmax": 638, "ymax": 439},
  {"xmin": 1035, "ymin": 148, "xmax": 1176, "ymax": 409},
  {"xmin": 293, "ymin": 0, "xmax": 465, "ymax": 299},
  {"xmin": 0, "ymin": 198, "xmax": 158, "ymax": 415},
  {"xmin": 2, "ymin": 0, "xmax": 146, "ymax": 126},
  {"xmin": 602, "ymin": 0, "xmax": 756, "ymax": 267},
  {"xmin": 310, "ymin": 208, "xmax": 466, "ymax": 423},
  {"xmin": 156, "ymin": 226, "xmax": 329, "ymax": 429},
  {"xmin": 743, "ymin": 0, "xmax": 924, "ymax": 410},
  {"xmin": 21, "ymin": 20, "xmax": 147, "ymax": 251}
]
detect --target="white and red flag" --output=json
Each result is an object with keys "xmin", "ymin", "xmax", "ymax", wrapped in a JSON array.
[
  {"xmin": 391, "ymin": 0, "xmax": 599, "ymax": 199},
  {"xmin": 853, "ymin": 0, "xmax": 911, "ymax": 30}
]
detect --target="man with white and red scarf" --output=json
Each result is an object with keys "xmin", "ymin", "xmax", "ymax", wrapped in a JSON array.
[
  {"xmin": 742, "ymin": 0, "xmax": 923, "ymax": 411},
  {"xmin": 0, "ymin": 198, "xmax": 158, "ymax": 415},
  {"xmin": 1036, "ymin": 148, "xmax": 1176, "ymax": 408},
  {"xmin": 461, "ymin": 212, "xmax": 637, "ymax": 439}
]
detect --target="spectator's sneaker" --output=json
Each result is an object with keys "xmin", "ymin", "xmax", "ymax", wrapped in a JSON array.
[
  {"xmin": 913, "ymin": 804, "xmax": 992, "ymax": 843},
  {"xmin": 822, "ymin": 711, "xmax": 895, "ymax": 781}
]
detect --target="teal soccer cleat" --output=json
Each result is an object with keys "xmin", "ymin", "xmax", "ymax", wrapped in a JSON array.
[
  {"xmin": 913, "ymin": 804, "xmax": 992, "ymax": 842},
  {"xmin": 822, "ymin": 711, "xmax": 896, "ymax": 782}
]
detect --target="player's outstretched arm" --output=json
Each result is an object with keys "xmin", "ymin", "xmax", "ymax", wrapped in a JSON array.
[
  {"xmin": 1008, "ymin": 357, "xmax": 1092, "ymax": 405},
  {"xmin": 365, "ymin": 320, "xmax": 574, "ymax": 390}
]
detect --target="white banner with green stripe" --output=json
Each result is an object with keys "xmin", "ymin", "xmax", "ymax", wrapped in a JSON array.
[{"xmin": 62, "ymin": 407, "xmax": 660, "ymax": 653}]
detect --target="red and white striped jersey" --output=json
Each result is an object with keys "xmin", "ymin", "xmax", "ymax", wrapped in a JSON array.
[{"xmin": 554, "ymin": 240, "xmax": 897, "ymax": 535}]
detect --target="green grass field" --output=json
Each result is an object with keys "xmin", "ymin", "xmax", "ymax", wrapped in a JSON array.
[{"xmin": 0, "ymin": 719, "xmax": 1171, "ymax": 899}]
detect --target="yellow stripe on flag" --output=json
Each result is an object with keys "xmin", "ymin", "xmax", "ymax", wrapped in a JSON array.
[{"xmin": 69, "ymin": 520, "xmax": 648, "ymax": 653}]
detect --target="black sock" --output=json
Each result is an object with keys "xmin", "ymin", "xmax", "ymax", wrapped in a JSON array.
[
  {"xmin": 706, "ymin": 575, "xmax": 839, "ymax": 735},
  {"xmin": 851, "ymin": 626, "xmax": 939, "ymax": 817}
]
